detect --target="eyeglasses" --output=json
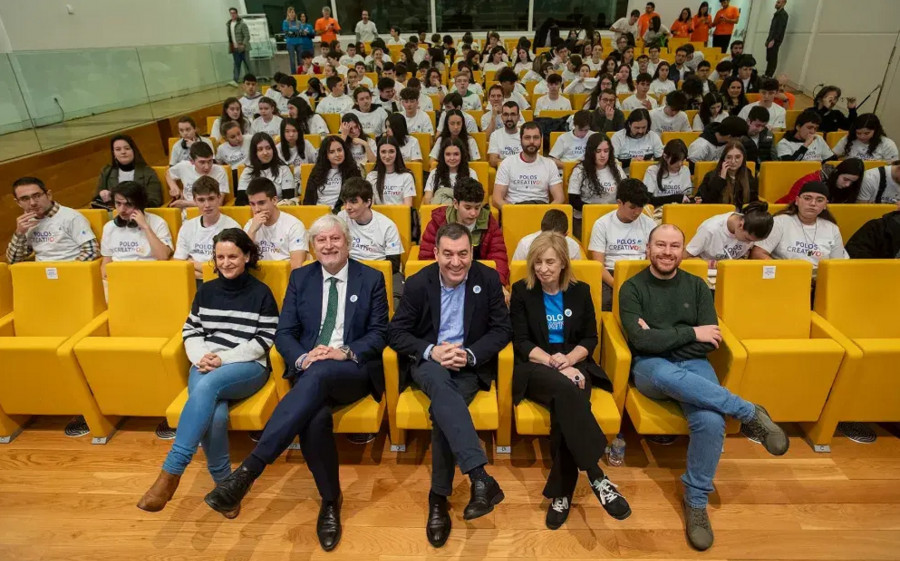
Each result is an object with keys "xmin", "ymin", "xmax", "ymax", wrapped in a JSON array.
[{"xmin": 16, "ymin": 192, "xmax": 47, "ymax": 203}]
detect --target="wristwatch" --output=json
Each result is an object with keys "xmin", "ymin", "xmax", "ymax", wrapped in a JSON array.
[
  {"xmin": 339, "ymin": 345, "xmax": 358, "ymax": 363},
  {"xmin": 465, "ymin": 349, "xmax": 475, "ymax": 368}
]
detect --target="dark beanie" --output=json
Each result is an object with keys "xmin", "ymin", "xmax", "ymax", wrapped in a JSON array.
[{"xmin": 799, "ymin": 180, "xmax": 829, "ymax": 198}]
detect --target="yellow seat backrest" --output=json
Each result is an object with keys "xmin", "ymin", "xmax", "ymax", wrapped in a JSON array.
[
  {"xmin": 661, "ymin": 131, "xmax": 700, "ymax": 146},
  {"xmin": 144, "ymin": 208, "xmax": 183, "ymax": 245},
  {"xmin": 662, "ymin": 204, "xmax": 736, "ymax": 244},
  {"xmin": 361, "ymin": 260, "xmax": 394, "ymax": 317},
  {"xmin": 305, "ymin": 135, "xmax": 322, "ymax": 149},
  {"xmin": 612, "ymin": 259, "xmax": 708, "ymax": 320},
  {"xmin": 758, "ymin": 161, "xmax": 822, "ymax": 202},
  {"xmin": 10, "ymin": 261, "xmax": 106, "ymax": 337},
  {"xmin": 469, "ymin": 161, "xmax": 491, "ymax": 199},
  {"xmin": 629, "ymin": 160, "xmax": 655, "ymax": 180},
  {"xmin": 321, "ymin": 113, "xmax": 341, "ymax": 134},
  {"xmin": 501, "ymin": 204, "xmax": 573, "ymax": 259},
  {"xmin": 425, "ymin": 111, "xmax": 437, "ymax": 129},
  {"xmin": 206, "ymin": 116, "xmax": 218, "ymax": 135},
  {"xmin": 279, "ymin": 205, "xmax": 331, "ymax": 235},
  {"xmin": 579, "ymin": 204, "xmax": 618, "ymax": 249},
  {"xmin": 411, "ymin": 133, "xmax": 432, "ymax": 164},
  {"xmin": 0, "ymin": 263, "xmax": 11, "ymax": 318},
  {"xmin": 76, "ymin": 209, "xmax": 110, "ymax": 242},
  {"xmin": 571, "ymin": 94, "xmax": 589, "ymax": 110},
  {"xmin": 297, "ymin": 163, "xmax": 316, "ymax": 199},
  {"xmin": 550, "ymin": 131, "xmax": 564, "ymax": 150},
  {"xmin": 746, "ymin": 93, "xmax": 761, "ymax": 104},
  {"xmin": 152, "ymin": 166, "xmax": 170, "ymax": 203},
  {"xmin": 828, "ymin": 204, "xmax": 896, "ymax": 243},
  {"xmin": 184, "ymin": 206, "xmax": 252, "ymax": 225},
  {"xmin": 372, "ymin": 205, "xmax": 411, "ymax": 259},
  {"xmin": 106, "ymin": 261, "xmax": 195, "ymax": 337},
  {"xmin": 784, "ymin": 110, "xmax": 803, "ymax": 132},
  {"xmin": 685, "ymin": 110, "xmax": 698, "ymax": 125},
  {"xmin": 405, "ymin": 259, "xmax": 496, "ymax": 278},
  {"xmin": 815, "ymin": 260, "xmax": 900, "ymax": 338},
  {"xmin": 826, "ymin": 131, "xmax": 848, "ymax": 149},
  {"xmin": 470, "ymin": 132, "xmax": 487, "ymax": 163},
  {"xmin": 201, "ymin": 260, "xmax": 291, "ymax": 310},
  {"xmin": 714, "ymin": 260, "xmax": 813, "ymax": 340},
  {"xmin": 562, "ymin": 161, "xmax": 578, "ymax": 195},
  {"xmin": 693, "ymin": 160, "xmax": 756, "ymax": 186}
]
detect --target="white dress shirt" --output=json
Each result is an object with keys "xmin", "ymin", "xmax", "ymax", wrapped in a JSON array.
[{"xmin": 295, "ymin": 261, "xmax": 349, "ymax": 369}]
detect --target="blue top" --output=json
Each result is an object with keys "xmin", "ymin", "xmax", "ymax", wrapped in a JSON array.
[
  {"xmin": 543, "ymin": 291, "xmax": 565, "ymax": 344},
  {"xmin": 284, "ymin": 19, "xmax": 315, "ymax": 51}
]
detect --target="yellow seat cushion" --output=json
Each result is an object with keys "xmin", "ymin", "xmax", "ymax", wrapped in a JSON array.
[
  {"xmin": 397, "ymin": 382, "xmax": 498, "ymax": 430},
  {"xmin": 840, "ymin": 339, "xmax": 900, "ymax": 420},
  {"xmin": 166, "ymin": 377, "xmax": 281, "ymax": 432},
  {"xmin": 515, "ymin": 388, "xmax": 621, "ymax": 436},
  {"xmin": 0, "ymin": 337, "xmax": 76, "ymax": 415},
  {"xmin": 625, "ymin": 384, "xmax": 690, "ymax": 435},
  {"xmin": 333, "ymin": 394, "xmax": 386, "ymax": 434}
]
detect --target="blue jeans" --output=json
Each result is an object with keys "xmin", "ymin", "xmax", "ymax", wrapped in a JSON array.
[
  {"xmin": 232, "ymin": 50, "xmax": 250, "ymax": 83},
  {"xmin": 162, "ymin": 362, "xmax": 268, "ymax": 483},
  {"xmin": 631, "ymin": 356, "xmax": 755, "ymax": 508},
  {"xmin": 286, "ymin": 43, "xmax": 302, "ymax": 73}
]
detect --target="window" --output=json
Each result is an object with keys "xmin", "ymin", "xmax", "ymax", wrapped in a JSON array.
[
  {"xmin": 244, "ymin": 0, "xmax": 332, "ymax": 39},
  {"xmin": 337, "ymin": 0, "xmax": 431, "ymax": 41},
  {"xmin": 437, "ymin": 0, "xmax": 530, "ymax": 33},
  {"xmin": 533, "ymin": 0, "xmax": 622, "ymax": 41}
]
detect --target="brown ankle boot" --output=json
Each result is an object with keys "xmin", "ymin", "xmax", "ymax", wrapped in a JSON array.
[{"xmin": 137, "ymin": 470, "xmax": 181, "ymax": 512}]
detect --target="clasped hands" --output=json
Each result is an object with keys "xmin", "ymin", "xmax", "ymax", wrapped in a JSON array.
[
  {"xmin": 545, "ymin": 351, "xmax": 585, "ymax": 389},
  {"xmin": 195, "ymin": 353, "xmax": 222, "ymax": 373},
  {"xmin": 431, "ymin": 341, "xmax": 468, "ymax": 371},
  {"xmin": 301, "ymin": 345, "xmax": 347, "ymax": 370}
]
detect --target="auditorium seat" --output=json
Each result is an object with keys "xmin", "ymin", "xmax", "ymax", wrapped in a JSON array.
[
  {"xmin": 661, "ymin": 131, "xmax": 701, "ymax": 145},
  {"xmin": 321, "ymin": 113, "xmax": 341, "ymax": 134},
  {"xmin": 76, "ymin": 209, "xmax": 111, "ymax": 242},
  {"xmin": 807, "ymin": 260, "xmax": 900, "ymax": 451},
  {"xmin": 144, "ymin": 208, "xmax": 183, "ymax": 244},
  {"xmin": 372, "ymin": 205, "xmax": 412, "ymax": 264},
  {"xmin": 296, "ymin": 163, "xmax": 315, "ymax": 199},
  {"xmin": 508, "ymin": 260, "xmax": 626, "ymax": 438},
  {"xmin": 578, "ymin": 204, "xmax": 618, "ymax": 249},
  {"xmin": 0, "ymin": 261, "xmax": 116, "ymax": 442},
  {"xmin": 305, "ymin": 134, "xmax": 322, "ymax": 149},
  {"xmin": 501, "ymin": 204, "xmax": 573, "ymax": 258},
  {"xmin": 279, "ymin": 205, "xmax": 331, "ymax": 257},
  {"xmin": 828, "ymin": 204, "xmax": 897, "ymax": 242},
  {"xmin": 826, "ymin": 131, "xmax": 849, "ymax": 149},
  {"xmin": 758, "ymin": 161, "xmax": 823, "ymax": 201},
  {"xmin": 785, "ymin": 110, "xmax": 802, "ymax": 131},
  {"xmin": 411, "ymin": 133, "xmax": 432, "ymax": 166},
  {"xmin": 470, "ymin": 132, "xmax": 487, "ymax": 162},
  {"xmin": 662, "ymin": 204, "xmax": 737, "ymax": 244},
  {"xmin": 715, "ymin": 261, "xmax": 846, "ymax": 428},
  {"xmin": 629, "ymin": 159, "xmax": 655, "ymax": 180}
]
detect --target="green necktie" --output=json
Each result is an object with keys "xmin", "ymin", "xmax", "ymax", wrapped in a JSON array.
[{"xmin": 316, "ymin": 277, "xmax": 339, "ymax": 346}]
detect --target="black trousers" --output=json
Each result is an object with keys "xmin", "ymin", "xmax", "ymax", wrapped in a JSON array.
[
  {"xmin": 712, "ymin": 34, "xmax": 732, "ymax": 52},
  {"xmin": 411, "ymin": 361, "xmax": 487, "ymax": 496},
  {"xmin": 252, "ymin": 359, "xmax": 370, "ymax": 501},
  {"xmin": 518, "ymin": 362, "xmax": 608, "ymax": 499},
  {"xmin": 765, "ymin": 44, "xmax": 781, "ymax": 77}
]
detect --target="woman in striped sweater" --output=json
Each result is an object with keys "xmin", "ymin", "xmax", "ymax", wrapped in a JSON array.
[{"xmin": 138, "ymin": 228, "xmax": 279, "ymax": 513}]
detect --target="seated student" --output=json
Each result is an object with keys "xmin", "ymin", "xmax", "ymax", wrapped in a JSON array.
[
  {"xmin": 496, "ymin": 67, "xmax": 531, "ymax": 110},
  {"xmin": 169, "ymin": 116, "xmax": 215, "ymax": 167},
  {"xmin": 276, "ymin": 74, "xmax": 301, "ymax": 114},
  {"xmin": 93, "ymin": 134, "xmax": 163, "ymax": 210},
  {"xmin": 275, "ymin": 118, "xmax": 318, "ymax": 166},
  {"xmin": 621, "ymin": 223, "xmax": 788, "ymax": 552},
  {"xmin": 339, "ymin": 113, "xmax": 378, "ymax": 165},
  {"xmin": 611, "ymin": 109, "xmax": 665, "ymax": 169},
  {"xmin": 512, "ymin": 209, "xmax": 584, "ymax": 261},
  {"xmin": 365, "ymin": 138, "xmax": 416, "ymax": 206},
  {"xmin": 681, "ymin": 76, "xmax": 705, "ymax": 111},
  {"xmin": 265, "ymin": 73, "xmax": 289, "ymax": 113},
  {"xmin": 649, "ymin": 62, "xmax": 677, "ymax": 95},
  {"xmin": 297, "ymin": 50, "xmax": 317, "ymax": 75},
  {"xmin": 644, "ymin": 139, "xmax": 694, "ymax": 206},
  {"xmin": 138, "ymin": 227, "xmax": 277, "ymax": 513},
  {"xmin": 100, "ymin": 181, "xmax": 173, "ymax": 278},
  {"xmin": 857, "ymin": 161, "xmax": 900, "ymax": 204},
  {"xmin": 549, "ymin": 111, "xmax": 595, "ymax": 169},
  {"xmin": 300, "ymin": 77, "xmax": 327, "ymax": 106},
  {"xmin": 710, "ymin": 59, "xmax": 733, "ymax": 83},
  {"xmin": 682, "ymin": 44, "xmax": 705, "ymax": 73},
  {"xmin": 340, "ymin": 42, "xmax": 364, "ymax": 67},
  {"xmin": 7, "ymin": 176, "xmax": 98, "ymax": 264},
  {"xmin": 243, "ymin": 178, "xmax": 308, "ymax": 269},
  {"xmin": 568, "ymin": 134, "xmax": 626, "ymax": 234},
  {"xmin": 777, "ymin": 158, "xmax": 865, "ymax": 204},
  {"xmin": 720, "ymin": 76, "xmax": 748, "ymax": 116},
  {"xmin": 216, "ymin": 121, "xmax": 252, "ymax": 167},
  {"xmin": 644, "ymin": 45, "xmax": 662, "ymax": 76},
  {"xmin": 425, "ymin": 138, "xmax": 472, "ymax": 205},
  {"xmin": 846, "ymin": 209, "xmax": 900, "ymax": 259},
  {"xmin": 741, "ymin": 106, "xmax": 775, "ymax": 165},
  {"xmin": 166, "ymin": 142, "xmax": 230, "ymax": 209},
  {"xmin": 649, "ymin": 91, "xmax": 692, "ymax": 134},
  {"xmin": 406, "ymin": 78, "xmax": 434, "ymax": 112},
  {"xmin": 693, "ymin": 92, "xmax": 727, "ymax": 132},
  {"xmin": 288, "ymin": 97, "xmax": 330, "ymax": 136},
  {"xmin": 694, "ymin": 61, "xmax": 717, "ymax": 95},
  {"xmin": 236, "ymin": 133, "xmax": 296, "ymax": 205},
  {"xmin": 303, "ymin": 136, "xmax": 363, "ymax": 209},
  {"xmin": 373, "ymin": 77, "xmax": 400, "ymax": 113},
  {"xmin": 589, "ymin": 88, "xmax": 627, "ymax": 133},
  {"xmin": 696, "ymin": 141, "xmax": 758, "ymax": 209},
  {"xmin": 776, "ymin": 109, "xmax": 834, "ymax": 162},
  {"xmin": 686, "ymin": 201, "xmax": 774, "ymax": 268},
  {"xmin": 738, "ymin": 77, "xmax": 786, "ymax": 130},
  {"xmin": 423, "ymin": 68, "xmax": 449, "ymax": 97},
  {"xmin": 612, "ymin": 64, "xmax": 635, "ymax": 96},
  {"xmin": 632, "ymin": 53, "xmax": 650, "ymax": 77},
  {"xmin": 398, "ymin": 86, "xmax": 434, "ymax": 134},
  {"xmin": 450, "ymin": 72, "xmax": 483, "ymax": 111},
  {"xmin": 750, "ymin": 182, "xmax": 848, "ymax": 274},
  {"xmin": 530, "ymin": 62, "xmax": 556, "ymax": 97},
  {"xmin": 833, "ymin": 114, "xmax": 900, "ymax": 162},
  {"xmin": 487, "ymin": 102, "xmax": 524, "ymax": 167},
  {"xmin": 430, "ymin": 109, "xmax": 480, "ymax": 163},
  {"xmin": 317, "ymin": 76, "xmax": 355, "ymax": 116},
  {"xmin": 393, "ymin": 61, "xmax": 410, "ymax": 89},
  {"xmin": 734, "ymin": 55, "xmax": 760, "ymax": 94},
  {"xmin": 534, "ymin": 74, "xmax": 573, "ymax": 117},
  {"xmin": 173, "ymin": 176, "xmax": 241, "ymax": 282},
  {"xmin": 622, "ymin": 73, "xmax": 658, "ymax": 111},
  {"xmin": 588, "ymin": 178, "xmax": 656, "ymax": 310},
  {"xmin": 382, "ymin": 113, "xmax": 423, "ymax": 162},
  {"xmin": 348, "ymin": 87, "xmax": 388, "ymax": 137},
  {"xmin": 563, "ymin": 63, "xmax": 598, "ymax": 95},
  {"xmin": 210, "ymin": 97, "xmax": 251, "ymax": 143},
  {"xmin": 435, "ymin": 93, "xmax": 479, "ymax": 135},
  {"xmin": 326, "ymin": 50, "xmax": 350, "ymax": 76},
  {"xmin": 250, "ymin": 97, "xmax": 283, "ymax": 137},
  {"xmin": 349, "ymin": 64, "xmax": 375, "ymax": 91},
  {"xmin": 494, "ymin": 122, "xmax": 564, "ymax": 208},
  {"xmin": 688, "ymin": 115, "xmax": 748, "ymax": 162},
  {"xmin": 669, "ymin": 47, "xmax": 692, "ymax": 84},
  {"xmin": 239, "ymin": 74, "xmax": 263, "ymax": 119},
  {"xmin": 812, "ymin": 85, "xmax": 858, "ymax": 134},
  {"xmin": 482, "ymin": 86, "xmax": 526, "ymax": 137}
]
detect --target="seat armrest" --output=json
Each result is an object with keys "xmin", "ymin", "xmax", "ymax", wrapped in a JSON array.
[
  {"xmin": 709, "ymin": 319, "xmax": 747, "ymax": 395},
  {"xmin": 496, "ymin": 343, "xmax": 514, "ymax": 449},
  {"xmin": 810, "ymin": 313, "xmax": 863, "ymax": 358},
  {"xmin": 382, "ymin": 346, "xmax": 403, "ymax": 446},
  {"xmin": 270, "ymin": 349, "xmax": 291, "ymax": 398},
  {"xmin": 600, "ymin": 312, "xmax": 631, "ymax": 413},
  {"xmin": 0, "ymin": 313, "xmax": 13, "ymax": 336},
  {"xmin": 160, "ymin": 330, "xmax": 190, "ymax": 387}
]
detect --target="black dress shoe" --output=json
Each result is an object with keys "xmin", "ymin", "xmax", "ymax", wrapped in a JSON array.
[
  {"xmin": 463, "ymin": 476, "xmax": 504, "ymax": 520},
  {"xmin": 317, "ymin": 494, "xmax": 343, "ymax": 551},
  {"xmin": 204, "ymin": 465, "xmax": 257, "ymax": 518},
  {"xmin": 426, "ymin": 498, "xmax": 451, "ymax": 547}
]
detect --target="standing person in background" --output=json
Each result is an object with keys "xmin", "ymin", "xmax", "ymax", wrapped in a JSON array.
[
  {"xmin": 355, "ymin": 10, "xmax": 378, "ymax": 44},
  {"xmin": 692, "ymin": 2, "xmax": 712, "ymax": 45},
  {"xmin": 671, "ymin": 8, "xmax": 693, "ymax": 39},
  {"xmin": 711, "ymin": 0, "xmax": 740, "ymax": 53},
  {"xmin": 765, "ymin": 0, "xmax": 789, "ymax": 77},
  {"xmin": 284, "ymin": 9, "xmax": 314, "ymax": 73},
  {"xmin": 637, "ymin": 2, "xmax": 659, "ymax": 39},
  {"xmin": 227, "ymin": 8, "xmax": 251, "ymax": 86},
  {"xmin": 315, "ymin": 6, "xmax": 341, "ymax": 45},
  {"xmin": 610, "ymin": 10, "xmax": 640, "ymax": 41}
]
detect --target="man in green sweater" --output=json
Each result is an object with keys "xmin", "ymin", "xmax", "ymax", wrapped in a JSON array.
[{"xmin": 619, "ymin": 224, "xmax": 789, "ymax": 552}]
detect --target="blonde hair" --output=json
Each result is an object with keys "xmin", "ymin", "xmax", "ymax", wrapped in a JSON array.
[{"xmin": 525, "ymin": 232, "xmax": 577, "ymax": 290}]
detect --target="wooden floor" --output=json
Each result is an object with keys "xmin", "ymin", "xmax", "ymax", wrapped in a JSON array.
[{"xmin": 1, "ymin": 416, "xmax": 898, "ymax": 561}]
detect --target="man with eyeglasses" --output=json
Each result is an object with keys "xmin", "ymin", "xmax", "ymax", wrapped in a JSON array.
[{"xmin": 6, "ymin": 176, "xmax": 99, "ymax": 264}]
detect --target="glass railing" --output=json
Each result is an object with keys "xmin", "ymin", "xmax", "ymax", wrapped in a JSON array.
[{"xmin": 0, "ymin": 42, "xmax": 239, "ymax": 163}]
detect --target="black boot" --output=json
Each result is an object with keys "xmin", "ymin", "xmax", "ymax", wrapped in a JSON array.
[
  {"xmin": 426, "ymin": 495, "xmax": 451, "ymax": 547},
  {"xmin": 204, "ymin": 465, "xmax": 258, "ymax": 518},
  {"xmin": 317, "ymin": 494, "xmax": 342, "ymax": 551},
  {"xmin": 463, "ymin": 476, "xmax": 504, "ymax": 520}
]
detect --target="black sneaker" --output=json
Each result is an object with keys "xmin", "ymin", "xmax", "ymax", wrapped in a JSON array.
[
  {"xmin": 646, "ymin": 435, "xmax": 678, "ymax": 445},
  {"xmin": 64, "ymin": 416, "xmax": 90, "ymax": 438},
  {"xmin": 838, "ymin": 422, "xmax": 877, "ymax": 444},
  {"xmin": 248, "ymin": 431, "xmax": 262, "ymax": 443},
  {"xmin": 346, "ymin": 433, "xmax": 376, "ymax": 444},
  {"xmin": 742, "ymin": 404, "xmax": 789, "ymax": 456},
  {"xmin": 545, "ymin": 496, "xmax": 571, "ymax": 530},
  {"xmin": 155, "ymin": 420, "xmax": 176, "ymax": 440},
  {"xmin": 589, "ymin": 476, "xmax": 631, "ymax": 520}
]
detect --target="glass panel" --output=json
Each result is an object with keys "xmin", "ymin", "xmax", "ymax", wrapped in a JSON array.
[
  {"xmin": 244, "ymin": 0, "xmax": 332, "ymax": 41},
  {"xmin": 0, "ymin": 54, "xmax": 40, "ymax": 161},
  {"xmin": 533, "ymin": 0, "xmax": 622, "ymax": 37},
  {"xmin": 438, "ymin": 0, "xmax": 529, "ymax": 33},
  {"xmin": 359, "ymin": 1, "xmax": 431, "ymax": 39}
]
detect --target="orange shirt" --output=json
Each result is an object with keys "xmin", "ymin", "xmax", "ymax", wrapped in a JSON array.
[
  {"xmin": 315, "ymin": 16, "xmax": 341, "ymax": 43},
  {"xmin": 691, "ymin": 14, "xmax": 712, "ymax": 42},
  {"xmin": 671, "ymin": 20, "xmax": 693, "ymax": 38},
  {"xmin": 713, "ymin": 6, "xmax": 740, "ymax": 35},
  {"xmin": 637, "ymin": 12, "xmax": 658, "ymax": 38}
]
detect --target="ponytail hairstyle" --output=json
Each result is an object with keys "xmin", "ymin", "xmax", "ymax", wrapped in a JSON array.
[
  {"xmin": 655, "ymin": 139, "xmax": 688, "ymax": 191},
  {"xmin": 738, "ymin": 201, "xmax": 774, "ymax": 240}
]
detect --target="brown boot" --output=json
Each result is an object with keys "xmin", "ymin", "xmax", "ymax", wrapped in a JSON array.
[{"xmin": 137, "ymin": 470, "xmax": 181, "ymax": 512}]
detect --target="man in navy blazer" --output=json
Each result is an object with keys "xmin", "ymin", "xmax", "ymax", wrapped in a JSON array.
[
  {"xmin": 205, "ymin": 214, "xmax": 388, "ymax": 552},
  {"xmin": 388, "ymin": 222, "xmax": 512, "ymax": 548}
]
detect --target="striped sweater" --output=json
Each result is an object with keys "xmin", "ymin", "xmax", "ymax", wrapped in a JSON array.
[{"xmin": 182, "ymin": 271, "xmax": 279, "ymax": 367}]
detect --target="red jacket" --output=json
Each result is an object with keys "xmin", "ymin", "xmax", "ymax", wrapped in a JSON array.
[{"xmin": 418, "ymin": 205, "xmax": 510, "ymax": 285}]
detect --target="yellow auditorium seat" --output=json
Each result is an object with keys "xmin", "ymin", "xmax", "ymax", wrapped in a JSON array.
[
  {"xmin": 465, "ymin": 110, "xmax": 485, "ymax": 129},
  {"xmin": 693, "ymin": 161, "xmax": 756, "ymax": 187},
  {"xmin": 206, "ymin": 116, "xmax": 217, "ymax": 135},
  {"xmin": 578, "ymin": 204, "xmax": 618, "ymax": 249},
  {"xmin": 470, "ymin": 132, "xmax": 487, "ymax": 162},
  {"xmin": 662, "ymin": 204, "xmax": 736, "ymax": 244},
  {"xmin": 373, "ymin": 204, "xmax": 412, "ymax": 263},
  {"xmin": 785, "ymin": 110, "xmax": 802, "ymax": 132},
  {"xmin": 144, "ymin": 208, "xmax": 183, "ymax": 244},
  {"xmin": 661, "ymin": 131, "xmax": 700, "ymax": 145},
  {"xmin": 411, "ymin": 133, "xmax": 432, "ymax": 165},
  {"xmin": 501, "ymin": 204, "xmax": 573, "ymax": 259},
  {"xmin": 746, "ymin": 93, "xmax": 761, "ymax": 104},
  {"xmin": 321, "ymin": 113, "xmax": 341, "ymax": 134},
  {"xmin": 280, "ymin": 205, "xmax": 331, "ymax": 232},
  {"xmin": 629, "ymin": 159, "xmax": 655, "ymax": 180},
  {"xmin": 73, "ymin": 262, "xmax": 196, "ymax": 423},
  {"xmin": 714, "ymin": 261, "xmax": 846, "ymax": 430},
  {"xmin": 296, "ymin": 163, "xmax": 315, "ymax": 198},
  {"xmin": 0, "ymin": 261, "xmax": 116, "ymax": 443},
  {"xmin": 305, "ymin": 134, "xmax": 322, "ymax": 149},
  {"xmin": 806, "ymin": 260, "xmax": 900, "ymax": 450},
  {"xmin": 571, "ymin": 94, "xmax": 589, "ymax": 110},
  {"xmin": 562, "ymin": 160, "xmax": 578, "ymax": 194},
  {"xmin": 602, "ymin": 259, "xmax": 747, "ymax": 435},
  {"xmin": 826, "ymin": 131, "xmax": 848, "ymax": 149},
  {"xmin": 76, "ymin": 209, "xmax": 110, "ymax": 242},
  {"xmin": 388, "ymin": 260, "xmax": 511, "ymax": 452},
  {"xmin": 425, "ymin": 111, "xmax": 437, "ymax": 130},
  {"xmin": 508, "ymin": 261, "xmax": 627, "ymax": 437},
  {"xmin": 758, "ymin": 161, "xmax": 822, "ymax": 201},
  {"xmin": 0, "ymin": 264, "xmax": 10, "ymax": 318},
  {"xmin": 828, "ymin": 204, "xmax": 896, "ymax": 242}
]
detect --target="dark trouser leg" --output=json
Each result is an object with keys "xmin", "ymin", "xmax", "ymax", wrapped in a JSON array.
[
  {"xmin": 601, "ymin": 282, "xmax": 613, "ymax": 312},
  {"xmin": 765, "ymin": 45, "xmax": 780, "ymax": 77},
  {"xmin": 713, "ymin": 34, "xmax": 731, "ymax": 52},
  {"xmin": 299, "ymin": 405, "xmax": 341, "ymax": 501}
]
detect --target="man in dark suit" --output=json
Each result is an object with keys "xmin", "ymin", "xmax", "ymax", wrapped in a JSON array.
[
  {"xmin": 388, "ymin": 222, "xmax": 512, "ymax": 548},
  {"xmin": 204, "ymin": 214, "xmax": 389, "ymax": 552}
]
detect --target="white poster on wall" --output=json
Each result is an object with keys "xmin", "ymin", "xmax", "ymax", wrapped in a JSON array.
[{"xmin": 244, "ymin": 14, "xmax": 274, "ymax": 59}]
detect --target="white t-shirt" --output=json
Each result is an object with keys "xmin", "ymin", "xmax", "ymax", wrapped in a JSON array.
[
  {"xmin": 266, "ymin": 89, "xmax": 288, "ymax": 114},
  {"xmin": 100, "ymin": 213, "xmax": 173, "ymax": 261},
  {"xmin": 775, "ymin": 136, "xmax": 835, "ymax": 162},
  {"xmin": 307, "ymin": 114, "xmax": 330, "ymax": 136},
  {"xmin": 503, "ymin": 92, "xmax": 531, "ymax": 111},
  {"xmin": 568, "ymin": 164, "xmax": 624, "ymax": 211},
  {"xmin": 169, "ymin": 137, "xmax": 215, "ymax": 166},
  {"xmin": 340, "ymin": 54, "xmax": 365, "ymax": 68},
  {"xmin": 240, "ymin": 95, "xmax": 262, "ymax": 119},
  {"xmin": 692, "ymin": 111, "xmax": 727, "ymax": 132},
  {"xmin": 649, "ymin": 80, "xmax": 677, "ymax": 95},
  {"xmin": 397, "ymin": 136, "xmax": 423, "ymax": 162},
  {"xmin": 858, "ymin": 166, "xmax": 900, "ymax": 204},
  {"xmin": 26, "ymin": 206, "xmax": 96, "ymax": 262},
  {"xmin": 611, "ymin": 16, "xmax": 639, "ymax": 39},
  {"xmin": 459, "ymin": 91, "xmax": 483, "ymax": 111},
  {"xmin": 429, "ymin": 137, "xmax": 480, "ymax": 161},
  {"xmin": 688, "ymin": 136, "xmax": 726, "ymax": 162},
  {"xmin": 216, "ymin": 138, "xmax": 251, "ymax": 167},
  {"xmin": 621, "ymin": 94, "xmax": 659, "ymax": 112},
  {"xmin": 275, "ymin": 140, "xmax": 318, "ymax": 166},
  {"xmin": 686, "ymin": 212, "xmax": 755, "ymax": 260},
  {"xmin": 649, "ymin": 108, "xmax": 691, "ymax": 133},
  {"xmin": 354, "ymin": 20, "xmax": 378, "ymax": 42},
  {"xmin": 512, "ymin": 231, "xmax": 584, "ymax": 261},
  {"xmin": 550, "ymin": 131, "xmax": 595, "ymax": 162},
  {"xmin": 237, "ymin": 165, "xmax": 296, "ymax": 198},
  {"xmin": 250, "ymin": 115, "xmax": 283, "ymax": 137},
  {"xmin": 487, "ymin": 128, "xmax": 523, "ymax": 159},
  {"xmin": 833, "ymin": 137, "xmax": 899, "ymax": 161},
  {"xmin": 534, "ymin": 94, "xmax": 573, "ymax": 116},
  {"xmin": 611, "ymin": 129, "xmax": 665, "ymax": 162},
  {"xmin": 738, "ymin": 102, "xmax": 786, "ymax": 130},
  {"xmin": 315, "ymin": 95, "xmax": 354, "ymax": 115},
  {"xmin": 643, "ymin": 164, "xmax": 693, "ymax": 198},
  {"xmin": 169, "ymin": 161, "xmax": 230, "ymax": 200},
  {"xmin": 310, "ymin": 168, "xmax": 345, "ymax": 207},
  {"xmin": 424, "ymin": 170, "xmax": 459, "ymax": 193},
  {"xmin": 243, "ymin": 211, "xmax": 308, "ymax": 261},
  {"xmin": 754, "ymin": 214, "xmax": 847, "ymax": 271},
  {"xmin": 403, "ymin": 110, "xmax": 434, "ymax": 134},
  {"xmin": 495, "ymin": 154, "xmax": 562, "ymax": 204},
  {"xmin": 481, "ymin": 111, "xmax": 526, "ymax": 132},
  {"xmin": 337, "ymin": 209, "xmax": 404, "ymax": 261},
  {"xmin": 436, "ymin": 111, "xmax": 479, "ymax": 134},
  {"xmin": 615, "ymin": 82, "xmax": 633, "ymax": 95},
  {"xmin": 418, "ymin": 93, "xmax": 434, "ymax": 113},
  {"xmin": 350, "ymin": 107, "xmax": 389, "ymax": 136},
  {"xmin": 174, "ymin": 213, "xmax": 241, "ymax": 262},
  {"xmin": 348, "ymin": 137, "xmax": 378, "ymax": 165},
  {"xmin": 588, "ymin": 212, "xmax": 656, "ymax": 269},
  {"xmin": 365, "ymin": 170, "xmax": 417, "ymax": 205}
]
